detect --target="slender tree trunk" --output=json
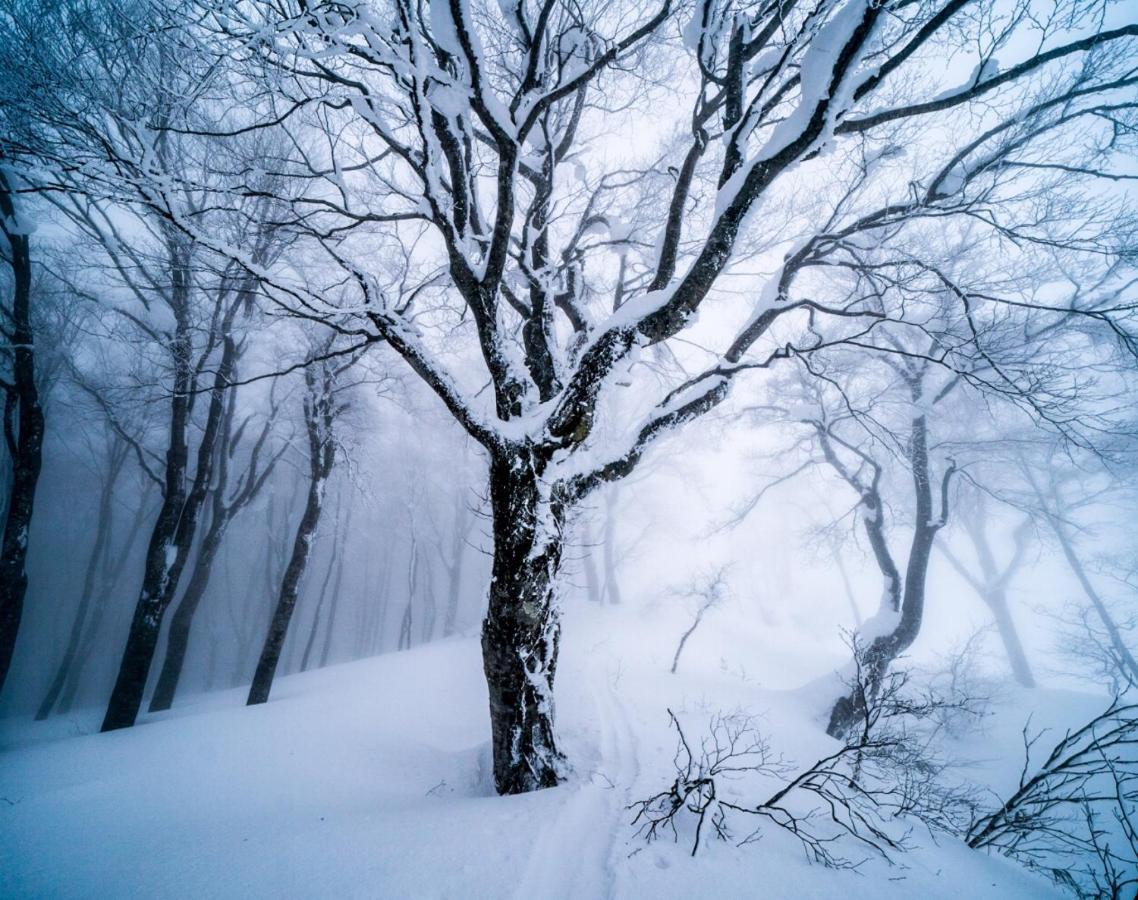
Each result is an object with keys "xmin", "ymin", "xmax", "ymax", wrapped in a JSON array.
[
  {"xmin": 369, "ymin": 554, "xmax": 393, "ymax": 655},
  {"xmin": 398, "ymin": 530, "xmax": 417, "ymax": 650},
  {"xmin": 442, "ymin": 500, "xmax": 468, "ymax": 636},
  {"xmin": 318, "ymin": 515, "xmax": 349, "ymax": 667},
  {"xmin": 671, "ymin": 597, "xmax": 717, "ymax": 675},
  {"xmin": 246, "ymin": 472, "xmax": 327, "ymax": 705},
  {"xmin": 36, "ymin": 443, "xmax": 126, "ymax": 719},
  {"xmin": 482, "ymin": 448, "xmax": 566, "ymax": 794},
  {"xmin": 148, "ymin": 516, "xmax": 228, "ymax": 712},
  {"xmin": 943, "ymin": 508, "xmax": 1036, "ymax": 688},
  {"xmin": 420, "ymin": 571, "xmax": 438, "ymax": 644},
  {"xmin": 0, "ymin": 175, "xmax": 45, "ymax": 694},
  {"xmin": 987, "ymin": 588, "xmax": 1035, "ymax": 688},
  {"xmin": 1021, "ymin": 466, "xmax": 1138, "ymax": 684},
  {"xmin": 1048, "ymin": 512, "xmax": 1138, "ymax": 682},
  {"xmin": 247, "ymin": 365, "xmax": 335, "ymax": 705},
  {"xmin": 301, "ymin": 515, "xmax": 339, "ymax": 672}
]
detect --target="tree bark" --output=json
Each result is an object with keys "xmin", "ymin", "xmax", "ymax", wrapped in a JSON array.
[
  {"xmin": 0, "ymin": 173, "xmax": 45, "ymax": 694},
  {"xmin": 481, "ymin": 448, "xmax": 566, "ymax": 794},
  {"xmin": 246, "ymin": 470, "xmax": 326, "ymax": 704},
  {"xmin": 101, "ymin": 301, "xmax": 236, "ymax": 732},
  {"xmin": 147, "ymin": 512, "xmax": 228, "ymax": 712},
  {"xmin": 827, "ymin": 400, "xmax": 953, "ymax": 738},
  {"xmin": 247, "ymin": 365, "xmax": 335, "ymax": 705}
]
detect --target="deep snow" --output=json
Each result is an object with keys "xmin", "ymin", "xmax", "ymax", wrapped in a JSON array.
[{"xmin": 1, "ymin": 603, "xmax": 1076, "ymax": 899}]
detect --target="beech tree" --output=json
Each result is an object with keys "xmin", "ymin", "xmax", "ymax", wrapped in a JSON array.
[
  {"xmin": 247, "ymin": 353, "xmax": 349, "ymax": 706},
  {"xmin": 155, "ymin": 0, "xmax": 1136, "ymax": 792},
  {"xmin": 7, "ymin": 0, "xmax": 1136, "ymax": 792},
  {"xmin": 148, "ymin": 385, "xmax": 287, "ymax": 712},
  {"xmin": 937, "ymin": 492, "xmax": 1037, "ymax": 688}
]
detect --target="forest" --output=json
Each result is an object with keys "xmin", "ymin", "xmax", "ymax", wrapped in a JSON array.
[{"xmin": 1, "ymin": 0, "xmax": 1137, "ymax": 897}]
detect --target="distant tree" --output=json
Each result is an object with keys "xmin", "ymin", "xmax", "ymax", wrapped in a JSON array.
[
  {"xmin": 247, "ymin": 353, "xmax": 352, "ymax": 706},
  {"xmin": 182, "ymin": 0, "xmax": 1138, "ymax": 791},
  {"xmin": 149, "ymin": 385, "xmax": 287, "ymax": 712},
  {"xmin": 937, "ymin": 492, "xmax": 1037, "ymax": 688}
]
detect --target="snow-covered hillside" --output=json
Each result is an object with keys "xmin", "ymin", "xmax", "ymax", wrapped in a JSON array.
[{"xmin": 2, "ymin": 603, "xmax": 1078, "ymax": 899}]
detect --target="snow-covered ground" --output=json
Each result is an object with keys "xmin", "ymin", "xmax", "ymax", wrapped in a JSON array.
[{"xmin": 1, "ymin": 603, "xmax": 1081, "ymax": 899}]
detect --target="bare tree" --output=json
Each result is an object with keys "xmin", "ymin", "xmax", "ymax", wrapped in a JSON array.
[
  {"xmin": 937, "ymin": 492, "xmax": 1037, "ymax": 688},
  {"xmin": 247, "ymin": 356, "xmax": 347, "ymax": 706},
  {"xmin": 179, "ymin": 0, "xmax": 1138, "ymax": 792},
  {"xmin": 967, "ymin": 694, "xmax": 1138, "ymax": 898},
  {"xmin": 670, "ymin": 567, "xmax": 730, "ymax": 675},
  {"xmin": 633, "ymin": 647, "xmax": 981, "ymax": 862},
  {"xmin": 5, "ymin": 0, "xmax": 1136, "ymax": 792},
  {"xmin": 1023, "ymin": 458, "xmax": 1138, "ymax": 686},
  {"xmin": 148, "ymin": 385, "xmax": 288, "ymax": 712},
  {"xmin": 0, "ymin": 165, "xmax": 45, "ymax": 693}
]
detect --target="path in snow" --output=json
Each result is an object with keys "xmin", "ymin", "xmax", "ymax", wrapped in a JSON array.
[{"xmin": 513, "ymin": 646, "xmax": 638, "ymax": 900}]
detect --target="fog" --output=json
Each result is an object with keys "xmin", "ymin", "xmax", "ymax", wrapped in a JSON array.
[{"xmin": 1, "ymin": 0, "xmax": 1136, "ymax": 897}]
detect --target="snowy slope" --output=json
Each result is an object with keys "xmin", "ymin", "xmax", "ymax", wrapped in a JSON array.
[{"xmin": 0, "ymin": 605, "xmax": 1068, "ymax": 899}]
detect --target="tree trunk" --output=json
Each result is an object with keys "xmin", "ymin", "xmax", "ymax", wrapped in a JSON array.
[
  {"xmin": 301, "ymin": 528, "xmax": 338, "ymax": 672},
  {"xmin": 398, "ymin": 531, "xmax": 417, "ymax": 651},
  {"xmin": 318, "ymin": 524, "xmax": 348, "ymax": 667},
  {"xmin": 827, "ymin": 403, "xmax": 949, "ymax": 738},
  {"xmin": 0, "ymin": 175, "xmax": 45, "ymax": 695},
  {"xmin": 601, "ymin": 488, "xmax": 622, "ymax": 605},
  {"xmin": 101, "ymin": 260, "xmax": 239, "ymax": 732},
  {"xmin": 246, "ymin": 474, "xmax": 326, "ymax": 704},
  {"xmin": 481, "ymin": 449, "xmax": 566, "ymax": 794},
  {"xmin": 148, "ymin": 515, "xmax": 229, "ymax": 712},
  {"xmin": 247, "ymin": 364, "xmax": 335, "ymax": 705},
  {"xmin": 987, "ymin": 588, "xmax": 1035, "ymax": 689},
  {"xmin": 442, "ymin": 500, "xmax": 467, "ymax": 636},
  {"xmin": 1049, "ymin": 513, "xmax": 1138, "ymax": 683},
  {"xmin": 247, "ymin": 459, "xmax": 327, "ymax": 704},
  {"xmin": 959, "ymin": 508, "xmax": 1036, "ymax": 688}
]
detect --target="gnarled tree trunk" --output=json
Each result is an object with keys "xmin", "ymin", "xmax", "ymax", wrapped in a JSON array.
[
  {"xmin": 481, "ymin": 447, "xmax": 567, "ymax": 795},
  {"xmin": 827, "ymin": 395, "xmax": 954, "ymax": 738}
]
